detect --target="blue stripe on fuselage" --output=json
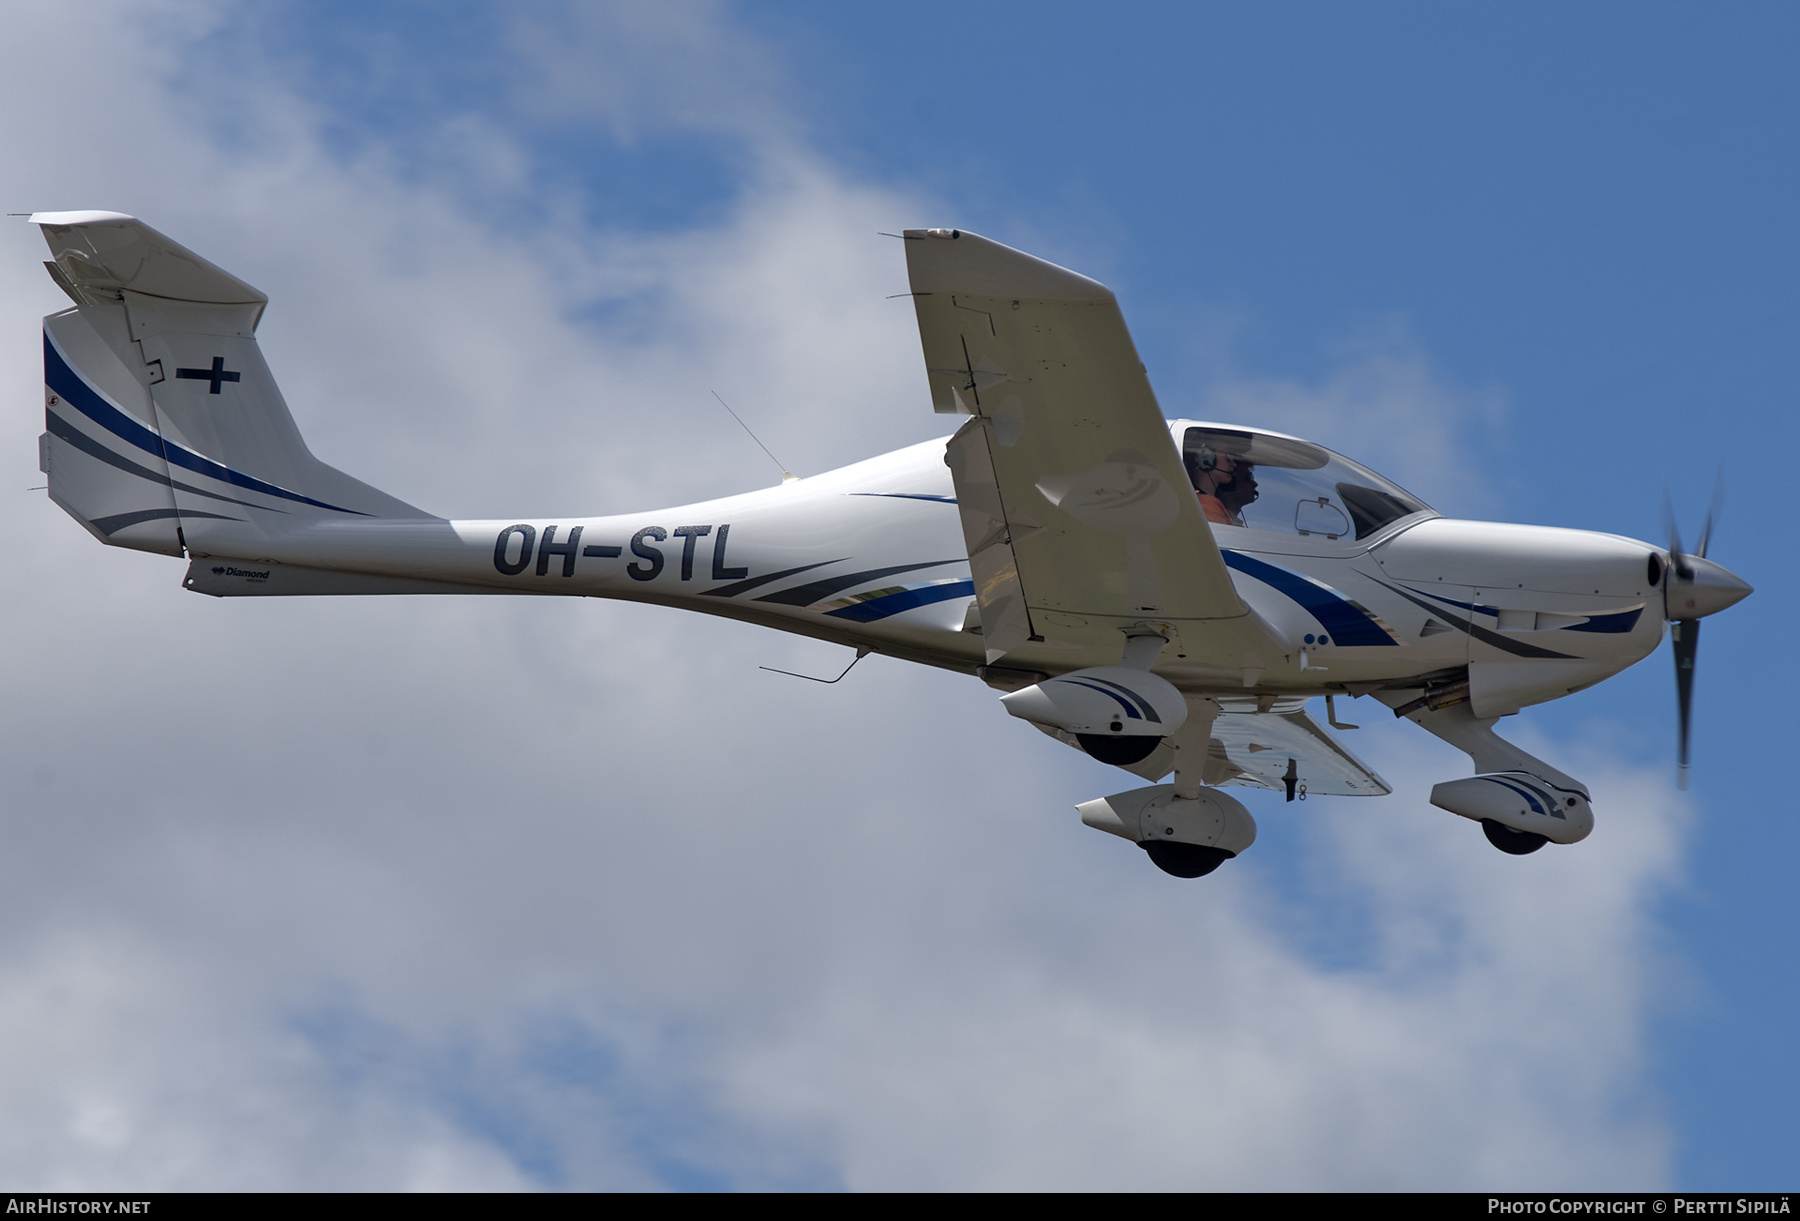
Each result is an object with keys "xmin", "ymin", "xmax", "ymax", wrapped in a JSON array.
[
  {"xmin": 823, "ymin": 579, "xmax": 974, "ymax": 623},
  {"xmin": 1220, "ymin": 550, "xmax": 1396, "ymax": 646}
]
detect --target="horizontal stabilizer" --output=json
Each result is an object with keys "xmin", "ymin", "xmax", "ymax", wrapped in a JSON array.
[{"xmin": 33, "ymin": 211, "xmax": 266, "ymax": 320}]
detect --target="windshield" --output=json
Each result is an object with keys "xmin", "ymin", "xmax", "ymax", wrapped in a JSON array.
[{"xmin": 1180, "ymin": 425, "xmax": 1432, "ymax": 541}]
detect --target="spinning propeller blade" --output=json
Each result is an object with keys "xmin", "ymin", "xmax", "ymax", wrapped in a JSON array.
[
  {"xmin": 1672, "ymin": 617, "xmax": 1698, "ymax": 791},
  {"xmin": 1663, "ymin": 471, "xmax": 1745, "ymax": 790},
  {"xmin": 1662, "ymin": 492, "xmax": 1692, "ymax": 580},
  {"xmin": 1695, "ymin": 472, "xmax": 1724, "ymax": 560}
]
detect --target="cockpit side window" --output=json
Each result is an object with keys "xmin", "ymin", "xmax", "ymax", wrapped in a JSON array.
[
  {"xmin": 1336, "ymin": 482, "xmax": 1425, "ymax": 540},
  {"xmin": 1181, "ymin": 425, "xmax": 1431, "ymax": 541},
  {"xmin": 1183, "ymin": 434, "xmax": 1260, "ymax": 527}
]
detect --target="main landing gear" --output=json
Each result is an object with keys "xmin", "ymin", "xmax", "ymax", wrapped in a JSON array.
[
  {"xmin": 1141, "ymin": 841, "xmax": 1234, "ymax": 878},
  {"xmin": 1480, "ymin": 818, "xmax": 1549, "ymax": 855},
  {"xmin": 1079, "ymin": 780, "xmax": 1257, "ymax": 880}
]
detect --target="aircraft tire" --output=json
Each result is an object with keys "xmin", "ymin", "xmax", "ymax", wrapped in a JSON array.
[
  {"xmin": 1142, "ymin": 841, "xmax": 1234, "ymax": 878},
  {"xmin": 1077, "ymin": 733, "xmax": 1161, "ymax": 766},
  {"xmin": 1481, "ymin": 818, "xmax": 1549, "ymax": 855}
]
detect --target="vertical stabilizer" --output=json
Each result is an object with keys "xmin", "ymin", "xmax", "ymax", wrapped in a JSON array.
[{"xmin": 34, "ymin": 212, "xmax": 428, "ymax": 558}]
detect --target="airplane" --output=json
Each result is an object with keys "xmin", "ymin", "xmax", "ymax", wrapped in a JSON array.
[{"xmin": 27, "ymin": 212, "xmax": 1753, "ymax": 878}]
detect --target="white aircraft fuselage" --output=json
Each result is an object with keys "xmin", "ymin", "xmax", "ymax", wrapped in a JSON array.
[
  {"xmin": 181, "ymin": 431, "xmax": 1668, "ymax": 702},
  {"xmin": 32, "ymin": 211, "xmax": 1751, "ymax": 875}
]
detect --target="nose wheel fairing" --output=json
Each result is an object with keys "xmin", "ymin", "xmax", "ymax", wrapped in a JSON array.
[{"xmin": 1382, "ymin": 695, "xmax": 1595, "ymax": 850}]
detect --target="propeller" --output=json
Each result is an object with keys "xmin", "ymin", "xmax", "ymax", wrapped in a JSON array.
[
  {"xmin": 1661, "ymin": 476, "xmax": 1749, "ymax": 790},
  {"xmin": 1671, "ymin": 617, "xmax": 1698, "ymax": 790}
]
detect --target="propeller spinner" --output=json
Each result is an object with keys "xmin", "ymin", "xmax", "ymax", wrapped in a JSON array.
[{"xmin": 1662, "ymin": 491, "xmax": 1753, "ymax": 788}]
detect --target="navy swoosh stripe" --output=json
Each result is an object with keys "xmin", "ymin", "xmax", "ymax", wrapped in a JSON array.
[
  {"xmin": 1564, "ymin": 607, "xmax": 1643, "ymax": 633},
  {"xmin": 1488, "ymin": 776, "xmax": 1565, "ymax": 820},
  {"xmin": 849, "ymin": 492, "xmax": 958, "ymax": 504},
  {"xmin": 1078, "ymin": 676, "xmax": 1163, "ymax": 724},
  {"xmin": 700, "ymin": 558, "xmax": 844, "ymax": 599},
  {"xmin": 89, "ymin": 507, "xmax": 241, "ymax": 535},
  {"xmin": 1407, "ymin": 584, "xmax": 1643, "ymax": 635},
  {"xmin": 1489, "ymin": 777, "xmax": 1546, "ymax": 816},
  {"xmin": 1376, "ymin": 580, "xmax": 1578, "ymax": 659},
  {"xmin": 1520, "ymin": 777, "xmax": 1565, "ymax": 814},
  {"xmin": 824, "ymin": 580, "xmax": 975, "ymax": 623},
  {"xmin": 46, "ymin": 410, "xmax": 283, "ymax": 513},
  {"xmin": 754, "ymin": 559, "xmax": 962, "ymax": 607},
  {"xmin": 1221, "ymin": 551, "xmax": 1397, "ymax": 646},
  {"xmin": 1057, "ymin": 678, "xmax": 1144, "ymax": 720},
  {"xmin": 1410, "ymin": 587, "xmax": 1502, "ymax": 617},
  {"xmin": 44, "ymin": 332, "xmax": 366, "ymax": 516}
]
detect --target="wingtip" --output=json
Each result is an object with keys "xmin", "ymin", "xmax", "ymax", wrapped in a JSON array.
[{"xmin": 903, "ymin": 227, "xmax": 1115, "ymax": 302}]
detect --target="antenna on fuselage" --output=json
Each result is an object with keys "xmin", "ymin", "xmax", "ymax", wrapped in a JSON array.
[{"xmin": 711, "ymin": 390, "xmax": 798, "ymax": 485}]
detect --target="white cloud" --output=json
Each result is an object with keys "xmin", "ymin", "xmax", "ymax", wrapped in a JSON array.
[
  {"xmin": 722, "ymin": 729, "xmax": 1683, "ymax": 1191},
  {"xmin": 0, "ymin": 0, "xmax": 1684, "ymax": 1191}
]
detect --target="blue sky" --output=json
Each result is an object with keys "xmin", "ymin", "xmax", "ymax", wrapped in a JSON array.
[{"xmin": 0, "ymin": 0, "xmax": 1791, "ymax": 1190}]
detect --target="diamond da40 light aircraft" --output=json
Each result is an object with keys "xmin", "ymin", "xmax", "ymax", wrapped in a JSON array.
[{"xmin": 29, "ymin": 213, "xmax": 1753, "ymax": 877}]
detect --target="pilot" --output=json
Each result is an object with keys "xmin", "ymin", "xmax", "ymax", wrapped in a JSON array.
[{"xmin": 1187, "ymin": 445, "xmax": 1259, "ymax": 526}]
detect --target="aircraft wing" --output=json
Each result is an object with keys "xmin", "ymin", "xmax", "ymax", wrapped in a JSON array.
[
  {"xmin": 905, "ymin": 229, "xmax": 1282, "ymax": 673},
  {"xmin": 1033, "ymin": 697, "xmax": 1389, "ymax": 795},
  {"xmin": 1206, "ymin": 703, "xmax": 1392, "ymax": 797}
]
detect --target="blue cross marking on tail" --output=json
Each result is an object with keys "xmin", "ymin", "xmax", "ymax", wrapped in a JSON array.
[{"xmin": 175, "ymin": 356, "xmax": 241, "ymax": 394}]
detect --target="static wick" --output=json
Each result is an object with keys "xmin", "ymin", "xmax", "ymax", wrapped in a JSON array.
[
  {"xmin": 711, "ymin": 390, "xmax": 796, "ymax": 484},
  {"xmin": 760, "ymin": 647, "xmax": 872, "ymax": 685}
]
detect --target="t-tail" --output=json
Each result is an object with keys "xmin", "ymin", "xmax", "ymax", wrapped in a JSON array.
[{"xmin": 34, "ymin": 211, "xmax": 428, "ymax": 563}]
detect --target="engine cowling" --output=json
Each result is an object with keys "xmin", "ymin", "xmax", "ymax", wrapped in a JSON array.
[
  {"xmin": 1429, "ymin": 772, "xmax": 1593, "ymax": 845},
  {"xmin": 998, "ymin": 666, "xmax": 1187, "ymax": 766}
]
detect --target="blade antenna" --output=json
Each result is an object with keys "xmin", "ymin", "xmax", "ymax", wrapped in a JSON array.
[
  {"xmin": 760, "ymin": 647, "xmax": 871, "ymax": 684},
  {"xmin": 712, "ymin": 391, "xmax": 797, "ymax": 484}
]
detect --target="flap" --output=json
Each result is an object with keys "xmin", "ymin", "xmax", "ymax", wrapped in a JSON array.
[{"xmin": 1208, "ymin": 705, "xmax": 1391, "ymax": 797}]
